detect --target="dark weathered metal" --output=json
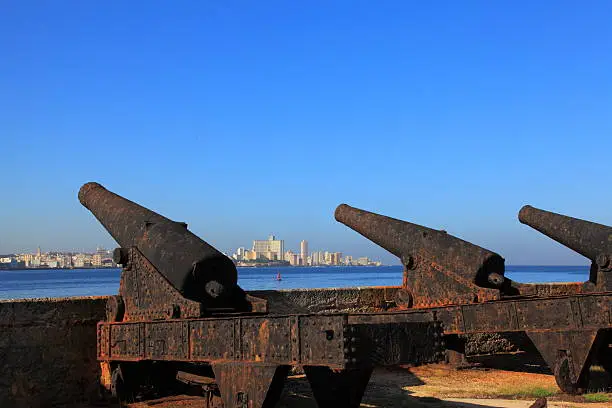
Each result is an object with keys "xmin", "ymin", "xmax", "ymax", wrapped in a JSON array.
[
  {"xmin": 86, "ymin": 182, "xmax": 611, "ymax": 403},
  {"xmin": 87, "ymin": 183, "xmax": 447, "ymax": 407},
  {"xmin": 304, "ymin": 366, "xmax": 373, "ymax": 408},
  {"xmin": 335, "ymin": 204, "xmax": 505, "ymax": 288},
  {"xmin": 519, "ymin": 205, "xmax": 612, "ymax": 290},
  {"xmin": 335, "ymin": 204, "xmax": 505, "ymax": 307},
  {"xmin": 335, "ymin": 203, "xmax": 612, "ymax": 394},
  {"xmin": 79, "ymin": 182, "xmax": 238, "ymax": 304},
  {"xmin": 519, "ymin": 205, "xmax": 612, "ymax": 263},
  {"xmin": 97, "ymin": 314, "xmax": 443, "ymax": 367}
]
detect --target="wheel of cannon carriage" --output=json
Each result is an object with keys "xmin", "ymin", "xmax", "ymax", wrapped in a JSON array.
[{"xmin": 553, "ymin": 352, "xmax": 589, "ymax": 395}]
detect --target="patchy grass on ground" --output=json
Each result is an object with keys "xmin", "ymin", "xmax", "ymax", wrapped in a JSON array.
[{"xmin": 584, "ymin": 392, "xmax": 611, "ymax": 403}]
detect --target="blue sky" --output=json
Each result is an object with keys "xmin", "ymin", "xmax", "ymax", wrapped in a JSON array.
[{"xmin": 1, "ymin": 1, "xmax": 611, "ymax": 265}]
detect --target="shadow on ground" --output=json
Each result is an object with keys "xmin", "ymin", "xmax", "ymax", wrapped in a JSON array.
[
  {"xmin": 124, "ymin": 367, "xmax": 520, "ymax": 408},
  {"xmin": 278, "ymin": 367, "xmax": 518, "ymax": 408}
]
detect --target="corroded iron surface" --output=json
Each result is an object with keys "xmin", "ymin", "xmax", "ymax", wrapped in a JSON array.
[
  {"xmin": 519, "ymin": 205, "xmax": 612, "ymax": 263},
  {"xmin": 335, "ymin": 204, "xmax": 505, "ymax": 307},
  {"xmin": 334, "ymin": 202, "xmax": 612, "ymax": 395},
  {"xmin": 519, "ymin": 205, "xmax": 612, "ymax": 290},
  {"xmin": 83, "ymin": 182, "xmax": 612, "ymax": 404},
  {"xmin": 79, "ymin": 182, "xmax": 237, "ymax": 304}
]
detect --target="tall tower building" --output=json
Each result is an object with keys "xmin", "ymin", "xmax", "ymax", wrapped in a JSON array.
[{"xmin": 300, "ymin": 240, "xmax": 308, "ymax": 265}]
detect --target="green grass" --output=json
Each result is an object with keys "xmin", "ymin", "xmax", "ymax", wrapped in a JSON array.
[
  {"xmin": 498, "ymin": 386, "xmax": 557, "ymax": 399},
  {"xmin": 584, "ymin": 392, "xmax": 612, "ymax": 403}
]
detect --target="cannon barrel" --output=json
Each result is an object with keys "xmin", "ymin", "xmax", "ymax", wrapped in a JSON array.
[
  {"xmin": 518, "ymin": 205, "xmax": 612, "ymax": 263},
  {"xmin": 78, "ymin": 182, "xmax": 237, "ymax": 303},
  {"xmin": 335, "ymin": 204, "xmax": 505, "ymax": 288}
]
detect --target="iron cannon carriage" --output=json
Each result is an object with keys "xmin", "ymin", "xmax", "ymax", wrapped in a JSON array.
[
  {"xmin": 79, "ymin": 183, "xmax": 611, "ymax": 407},
  {"xmin": 81, "ymin": 183, "xmax": 444, "ymax": 408},
  {"xmin": 336, "ymin": 203, "xmax": 612, "ymax": 395}
]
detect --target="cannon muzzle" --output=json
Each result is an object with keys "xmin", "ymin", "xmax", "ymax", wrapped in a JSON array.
[
  {"xmin": 519, "ymin": 205, "xmax": 612, "ymax": 264},
  {"xmin": 335, "ymin": 204, "xmax": 505, "ymax": 289},
  {"xmin": 79, "ymin": 182, "xmax": 238, "ymax": 303}
]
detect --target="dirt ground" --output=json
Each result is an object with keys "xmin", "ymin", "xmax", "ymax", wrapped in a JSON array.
[{"xmin": 125, "ymin": 364, "xmax": 612, "ymax": 408}]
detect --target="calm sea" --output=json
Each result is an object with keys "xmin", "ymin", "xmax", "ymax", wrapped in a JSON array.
[{"xmin": 0, "ymin": 265, "xmax": 591, "ymax": 300}]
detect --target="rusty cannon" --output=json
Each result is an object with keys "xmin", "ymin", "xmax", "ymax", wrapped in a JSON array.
[
  {"xmin": 81, "ymin": 183, "xmax": 447, "ymax": 408},
  {"xmin": 336, "ymin": 204, "xmax": 612, "ymax": 395}
]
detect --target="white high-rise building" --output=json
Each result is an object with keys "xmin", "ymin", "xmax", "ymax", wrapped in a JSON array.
[
  {"xmin": 311, "ymin": 251, "xmax": 319, "ymax": 265},
  {"xmin": 300, "ymin": 240, "xmax": 308, "ymax": 264},
  {"xmin": 234, "ymin": 247, "xmax": 246, "ymax": 260}
]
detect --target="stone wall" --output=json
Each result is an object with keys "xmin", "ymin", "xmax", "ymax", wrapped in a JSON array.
[{"xmin": 0, "ymin": 297, "xmax": 106, "ymax": 408}]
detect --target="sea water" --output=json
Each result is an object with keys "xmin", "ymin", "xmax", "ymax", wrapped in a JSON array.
[{"xmin": 0, "ymin": 265, "xmax": 591, "ymax": 300}]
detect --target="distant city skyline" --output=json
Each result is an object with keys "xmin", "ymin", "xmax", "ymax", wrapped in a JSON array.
[
  {"xmin": 1, "ymin": 2, "xmax": 609, "ymax": 267},
  {"xmin": 0, "ymin": 247, "xmax": 116, "ymax": 269},
  {"xmin": 228, "ymin": 236, "xmax": 381, "ymax": 266}
]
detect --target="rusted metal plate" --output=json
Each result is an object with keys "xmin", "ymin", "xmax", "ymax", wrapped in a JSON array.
[
  {"xmin": 190, "ymin": 319, "xmax": 236, "ymax": 360},
  {"xmin": 347, "ymin": 310, "xmax": 435, "ymax": 325},
  {"xmin": 98, "ymin": 323, "xmax": 110, "ymax": 359},
  {"xmin": 121, "ymin": 249, "xmax": 204, "ymax": 322},
  {"xmin": 241, "ymin": 317, "xmax": 292, "ymax": 362},
  {"xmin": 145, "ymin": 321, "xmax": 189, "ymax": 360},
  {"xmin": 299, "ymin": 315, "xmax": 347, "ymax": 367},
  {"xmin": 462, "ymin": 302, "xmax": 519, "ymax": 333},
  {"xmin": 432, "ymin": 306, "xmax": 464, "ymax": 334},
  {"xmin": 579, "ymin": 296, "xmax": 611, "ymax": 327},
  {"xmin": 109, "ymin": 323, "xmax": 142, "ymax": 359},
  {"xmin": 516, "ymin": 299, "xmax": 576, "ymax": 331},
  {"xmin": 350, "ymin": 321, "xmax": 444, "ymax": 366},
  {"xmin": 406, "ymin": 260, "xmax": 501, "ymax": 307}
]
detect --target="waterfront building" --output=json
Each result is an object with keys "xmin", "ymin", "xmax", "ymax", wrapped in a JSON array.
[
  {"xmin": 244, "ymin": 250, "xmax": 257, "ymax": 261},
  {"xmin": 300, "ymin": 240, "xmax": 308, "ymax": 265},
  {"xmin": 331, "ymin": 252, "xmax": 342, "ymax": 265},
  {"xmin": 357, "ymin": 257, "xmax": 370, "ymax": 266},
  {"xmin": 236, "ymin": 247, "xmax": 245, "ymax": 260},
  {"xmin": 253, "ymin": 235, "xmax": 284, "ymax": 261},
  {"xmin": 92, "ymin": 254, "xmax": 102, "ymax": 266}
]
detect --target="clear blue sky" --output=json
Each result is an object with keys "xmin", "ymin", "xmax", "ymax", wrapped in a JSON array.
[{"xmin": 1, "ymin": 1, "xmax": 611, "ymax": 265}]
